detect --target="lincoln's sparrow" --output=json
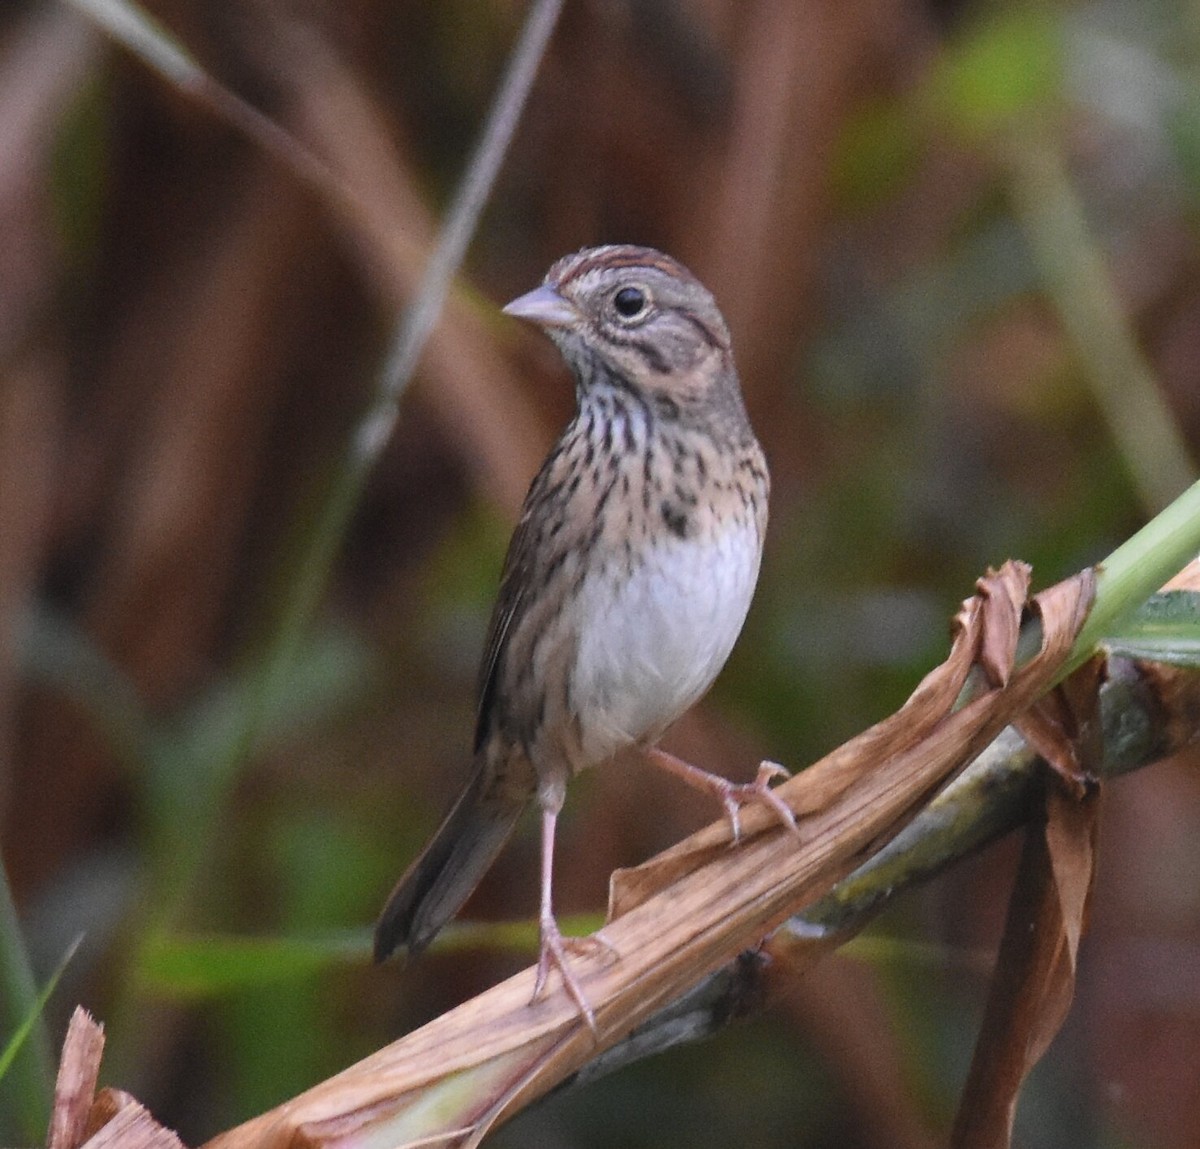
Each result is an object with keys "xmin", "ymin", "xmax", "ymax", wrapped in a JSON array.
[{"xmin": 375, "ymin": 245, "xmax": 792, "ymax": 1031}]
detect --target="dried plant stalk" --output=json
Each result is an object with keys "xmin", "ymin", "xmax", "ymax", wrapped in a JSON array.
[
  {"xmin": 47, "ymin": 1008, "xmax": 104, "ymax": 1149},
  {"xmin": 201, "ymin": 562, "xmax": 1095, "ymax": 1149}
]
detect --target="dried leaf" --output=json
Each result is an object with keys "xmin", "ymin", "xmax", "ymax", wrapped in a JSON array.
[
  {"xmin": 950, "ymin": 750, "xmax": 1101, "ymax": 1148},
  {"xmin": 1162, "ymin": 557, "xmax": 1200, "ymax": 592},
  {"xmin": 977, "ymin": 563, "xmax": 1031, "ymax": 688},
  {"xmin": 1012, "ymin": 656, "xmax": 1105, "ymax": 798},
  {"xmin": 1040, "ymin": 788, "xmax": 1098, "ymax": 1011},
  {"xmin": 83, "ymin": 1091, "xmax": 139, "ymax": 1142}
]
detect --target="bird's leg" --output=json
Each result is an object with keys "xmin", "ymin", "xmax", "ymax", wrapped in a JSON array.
[
  {"xmin": 644, "ymin": 748, "xmax": 799, "ymax": 843},
  {"xmin": 531, "ymin": 805, "xmax": 601, "ymax": 1036}
]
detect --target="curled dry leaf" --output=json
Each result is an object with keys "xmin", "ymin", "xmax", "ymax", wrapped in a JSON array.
[
  {"xmin": 608, "ymin": 560, "xmax": 1072, "ymax": 913},
  {"xmin": 977, "ymin": 562, "xmax": 1031, "ymax": 689}
]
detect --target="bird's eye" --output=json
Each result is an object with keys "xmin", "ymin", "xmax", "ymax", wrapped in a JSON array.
[{"xmin": 612, "ymin": 286, "xmax": 649, "ymax": 320}]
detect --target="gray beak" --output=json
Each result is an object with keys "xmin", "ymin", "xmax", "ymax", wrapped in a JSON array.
[{"xmin": 502, "ymin": 283, "xmax": 579, "ymax": 329}]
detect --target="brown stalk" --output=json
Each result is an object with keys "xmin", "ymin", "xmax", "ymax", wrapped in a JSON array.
[{"xmin": 190, "ymin": 561, "xmax": 1094, "ymax": 1149}]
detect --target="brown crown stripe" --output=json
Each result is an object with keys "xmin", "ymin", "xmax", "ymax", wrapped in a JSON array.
[{"xmin": 554, "ymin": 246, "xmax": 697, "ymax": 287}]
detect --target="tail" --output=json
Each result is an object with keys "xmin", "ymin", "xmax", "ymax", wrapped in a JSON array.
[{"xmin": 373, "ymin": 760, "xmax": 527, "ymax": 963}]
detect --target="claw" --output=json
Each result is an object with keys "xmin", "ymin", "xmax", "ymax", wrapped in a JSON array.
[
  {"xmin": 748, "ymin": 761, "xmax": 801, "ymax": 836},
  {"xmin": 756, "ymin": 760, "xmax": 791, "ymax": 783},
  {"xmin": 721, "ymin": 794, "xmax": 744, "ymax": 843}
]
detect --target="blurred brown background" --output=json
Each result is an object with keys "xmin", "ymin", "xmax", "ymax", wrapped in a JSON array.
[{"xmin": 1, "ymin": 0, "xmax": 1199, "ymax": 1146}]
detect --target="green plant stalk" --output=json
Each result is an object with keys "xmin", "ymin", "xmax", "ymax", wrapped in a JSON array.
[
  {"xmin": 960, "ymin": 479, "xmax": 1200, "ymax": 708},
  {"xmin": 0, "ymin": 860, "xmax": 53, "ymax": 1142},
  {"xmin": 1058, "ymin": 478, "xmax": 1200, "ymax": 681},
  {"xmin": 1006, "ymin": 127, "xmax": 1196, "ymax": 515}
]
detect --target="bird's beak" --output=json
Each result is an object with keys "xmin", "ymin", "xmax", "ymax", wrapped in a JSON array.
[{"xmin": 502, "ymin": 284, "xmax": 579, "ymax": 329}]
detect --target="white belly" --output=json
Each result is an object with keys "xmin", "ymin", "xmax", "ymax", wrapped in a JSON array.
[{"xmin": 569, "ymin": 518, "xmax": 761, "ymax": 765}]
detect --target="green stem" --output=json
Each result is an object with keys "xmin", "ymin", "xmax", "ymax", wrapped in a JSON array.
[
  {"xmin": 1060, "ymin": 478, "xmax": 1200, "ymax": 680},
  {"xmin": 0, "ymin": 860, "xmax": 53, "ymax": 1143},
  {"xmin": 1006, "ymin": 129, "xmax": 1196, "ymax": 514}
]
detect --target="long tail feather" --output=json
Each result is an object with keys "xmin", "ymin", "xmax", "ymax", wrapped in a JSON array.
[{"xmin": 374, "ymin": 762, "xmax": 526, "ymax": 962}]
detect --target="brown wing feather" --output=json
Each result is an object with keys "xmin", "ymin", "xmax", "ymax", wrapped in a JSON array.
[
  {"xmin": 473, "ymin": 421, "xmax": 584, "ymax": 753},
  {"xmin": 472, "ymin": 427, "xmax": 568, "ymax": 751},
  {"xmin": 473, "ymin": 519, "xmax": 532, "ymax": 753}
]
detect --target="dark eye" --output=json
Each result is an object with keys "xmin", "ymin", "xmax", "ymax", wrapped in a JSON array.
[{"xmin": 612, "ymin": 286, "xmax": 649, "ymax": 319}]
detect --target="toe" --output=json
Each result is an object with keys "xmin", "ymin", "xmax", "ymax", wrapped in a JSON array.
[
  {"xmin": 531, "ymin": 920, "xmax": 600, "ymax": 1036},
  {"xmin": 756, "ymin": 760, "xmax": 792, "ymax": 782}
]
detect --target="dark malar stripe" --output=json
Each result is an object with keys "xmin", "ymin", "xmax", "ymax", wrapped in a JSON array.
[{"xmin": 629, "ymin": 338, "xmax": 671, "ymax": 374}]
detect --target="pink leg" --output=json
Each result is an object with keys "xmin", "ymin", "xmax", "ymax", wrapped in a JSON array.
[
  {"xmin": 645, "ymin": 748, "xmax": 799, "ymax": 843},
  {"xmin": 531, "ymin": 806, "xmax": 600, "ymax": 1035}
]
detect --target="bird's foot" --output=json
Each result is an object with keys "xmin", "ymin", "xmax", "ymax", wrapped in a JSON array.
[
  {"xmin": 531, "ymin": 917, "xmax": 616, "ymax": 1037},
  {"xmin": 718, "ymin": 761, "xmax": 799, "ymax": 843},
  {"xmin": 646, "ymin": 749, "xmax": 799, "ymax": 844}
]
